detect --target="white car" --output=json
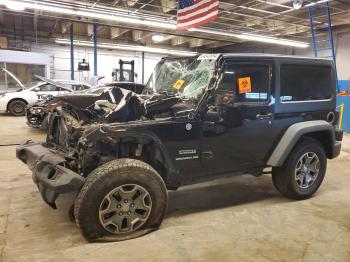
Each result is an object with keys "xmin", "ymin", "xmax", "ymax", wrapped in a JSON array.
[{"xmin": 0, "ymin": 68, "xmax": 92, "ymax": 116}]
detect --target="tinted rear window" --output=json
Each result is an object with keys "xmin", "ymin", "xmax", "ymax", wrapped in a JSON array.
[{"xmin": 280, "ymin": 64, "xmax": 333, "ymax": 102}]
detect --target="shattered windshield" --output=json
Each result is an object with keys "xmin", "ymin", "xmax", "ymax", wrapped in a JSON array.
[{"xmin": 146, "ymin": 57, "xmax": 217, "ymax": 100}]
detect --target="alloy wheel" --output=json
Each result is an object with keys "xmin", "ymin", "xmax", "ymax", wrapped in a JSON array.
[
  {"xmin": 294, "ymin": 152, "xmax": 320, "ymax": 189},
  {"xmin": 12, "ymin": 103, "xmax": 25, "ymax": 114},
  {"xmin": 99, "ymin": 184, "xmax": 152, "ymax": 234}
]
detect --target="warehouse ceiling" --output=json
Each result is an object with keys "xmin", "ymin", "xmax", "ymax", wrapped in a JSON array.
[{"xmin": 0, "ymin": 0, "xmax": 350, "ymax": 52}]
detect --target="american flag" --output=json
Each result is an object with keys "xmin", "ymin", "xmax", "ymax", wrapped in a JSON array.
[{"xmin": 177, "ymin": 0, "xmax": 219, "ymax": 31}]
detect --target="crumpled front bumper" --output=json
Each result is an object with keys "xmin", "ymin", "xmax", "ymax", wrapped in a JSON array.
[
  {"xmin": 16, "ymin": 141, "xmax": 85, "ymax": 209},
  {"xmin": 26, "ymin": 107, "xmax": 47, "ymax": 128}
]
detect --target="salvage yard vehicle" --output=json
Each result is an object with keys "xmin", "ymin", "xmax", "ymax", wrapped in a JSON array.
[
  {"xmin": 26, "ymin": 82, "xmax": 145, "ymax": 129},
  {"xmin": 17, "ymin": 54, "xmax": 343, "ymax": 242},
  {"xmin": 0, "ymin": 67, "xmax": 92, "ymax": 116}
]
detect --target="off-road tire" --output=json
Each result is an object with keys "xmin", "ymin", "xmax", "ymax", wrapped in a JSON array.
[
  {"xmin": 272, "ymin": 137, "xmax": 327, "ymax": 200},
  {"xmin": 8, "ymin": 100, "xmax": 27, "ymax": 116},
  {"xmin": 74, "ymin": 158, "xmax": 167, "ymax": 242}
]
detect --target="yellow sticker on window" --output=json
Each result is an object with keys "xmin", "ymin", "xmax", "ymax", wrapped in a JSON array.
[
  {"xmin": 173, "ymin": 80, "xmax": 185, "ymax": 90},
  {"xmin": 238, "ymin": 77, "xmax": 252, "ymax": 94}
]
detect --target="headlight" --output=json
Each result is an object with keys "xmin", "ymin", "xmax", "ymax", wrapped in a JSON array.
[
  {"xmin": 30, "ymin": 107, "xmax": 44, "ymax": 114},
  {"xmin": 0, "ymin": 93, "xmax": 6, "ymax": 98}
]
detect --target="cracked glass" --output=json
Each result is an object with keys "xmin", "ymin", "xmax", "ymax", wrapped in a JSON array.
[{"xmin": 146, "ymin": 57, "xmax": 216, "ymax": 100}]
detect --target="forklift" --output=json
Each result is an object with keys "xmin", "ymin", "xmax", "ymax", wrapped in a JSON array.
[{"xmin": 112, "ymin": 59, "xmax": 136, "ymax": 82}]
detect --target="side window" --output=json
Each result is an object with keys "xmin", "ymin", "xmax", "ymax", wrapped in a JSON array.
[
  {"xmin": 38, "ymin": 84, "xmax": 60, "ymax": 92},
  {"xmin": 69, "ymin": 84, "xmax": 90, "ymax": 91},
  {"xmin": 58, "ymin": 83, "xmax": 73, "ymax": 90},
  {"xmin": 218, "ymin": 64, "xmax": 270, "ymax": 103},
  {"xmin": 72, "ymin": 85, "xmax": 83, "ymax": 91},
  {"xmin": 280, "ymin": 64, "xmax": 333, "ymax": 102}
]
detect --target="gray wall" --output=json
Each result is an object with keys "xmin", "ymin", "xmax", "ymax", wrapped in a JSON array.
[
  {"xmin": 295, "ymin": 33, "xmax": 350, "ymax": 81},
  {"xmin": 30, "ymin": 43, "xmax": 165, "ymax": 84},
  {"xmin": 335, "ymin": 34, "xmax": 350, "ymax": 81}
]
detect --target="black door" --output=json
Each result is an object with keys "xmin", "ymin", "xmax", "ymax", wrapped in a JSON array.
[{"xmin": 199, "ymin": 62, "xmax": 279, "ymax": 176}]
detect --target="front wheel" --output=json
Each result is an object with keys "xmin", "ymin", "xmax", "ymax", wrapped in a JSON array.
[
  {"xmin": 74, "ymin": 158, "xmax": 167, "ymax": 242},
  {"xmin": 8, "ymin": 99, "xmax": 27, "ymax": 116},
  {"xmin": 272, "ymin": 138, "xmax": 327, "ymax": 200}
]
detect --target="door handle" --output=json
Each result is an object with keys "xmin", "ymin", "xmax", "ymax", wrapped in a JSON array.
[
  {"xmin": 256, "ymin": 113, "xmax": 273, "ymax": 120},
  {"xmin": 201, "ymin": 151, "xmax": 213, "ymax": 159}
]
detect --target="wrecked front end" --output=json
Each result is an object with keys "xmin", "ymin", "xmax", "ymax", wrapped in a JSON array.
[
  {"xmin": 17, "ymin": 105, "xmax": 170, "ymax": 208},
  {"xmin": 16, "ymin": 140, "xmax": 85, "ymax": 208},
  {"xmin": 18, "ymin": 107, "xmax": 91, "ymax": 208},
  {"xmin": 26, "ymin": 99, "xmax": 64, "ymax": 129},
  {"xmin": 26, "ymin": 105, "xmax": 47, "ymax": 128}
]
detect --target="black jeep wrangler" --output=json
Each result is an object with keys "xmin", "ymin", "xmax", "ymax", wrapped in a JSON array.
[{"xmin": 17, "ymin": 54, "xmax": 343, "ymax": 242}]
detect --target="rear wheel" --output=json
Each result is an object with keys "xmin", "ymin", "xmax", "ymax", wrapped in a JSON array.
[
  {"xmin": 272, "ymin": 138, "xmax": 327, "ymax": 200},
  {"xmin": 74, "ymin": 158, "xmax": 167, "ymax": 242},
  {"xmin": 8, "ymin": 100, "xmax": 27, "ymax": 116}
]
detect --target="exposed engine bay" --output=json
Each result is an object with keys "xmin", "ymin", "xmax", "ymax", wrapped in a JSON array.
[{"xmin": 52, "ymin": 86, "xmax": 194, "ymax": 127}]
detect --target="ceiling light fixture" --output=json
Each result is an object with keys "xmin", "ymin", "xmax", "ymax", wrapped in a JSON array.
[
  {"xmin": 293, "ymin": 0, "xmax": 303, "ymax": 10},
  {"xmin": 190, "ymin": 28, "xmax": 309, "ymax": 48},
  {"xmin": 55, "ymin": 38, "xmax": 197, "ymax": 56},
  {"xmin": 237, "ymin": 33, "xmax": 309, "ymax": 48},
  {"xmin": 0, "ymin": 0, "xmax": 309, "ymax": 48},
  {"xmin": 1, "ymin": 0, "xmax": 26, "ymax": 10},
  {"xmin": 0, "ymin": 0, "xmax": 177, "ymax": 29},
  {"xmin": 152, "ymin": 34, "xmax": 165, "ymax": 43}
]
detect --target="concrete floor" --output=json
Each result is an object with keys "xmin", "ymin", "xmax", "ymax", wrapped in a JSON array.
[{"xmin": 0, "ymin": 114, "xmax": 349, "ymax": 262}]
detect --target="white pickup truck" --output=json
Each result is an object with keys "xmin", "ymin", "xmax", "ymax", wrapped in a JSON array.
[{"xmin": 0, "ymin": 68, "xmax": 92, "ymax": 116}]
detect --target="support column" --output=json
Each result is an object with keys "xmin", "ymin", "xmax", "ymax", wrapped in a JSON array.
[
  {"xmin": 93, "ymin": 23, "xmax": 98, "ymax": 77},
  {"xmin": 70, "ymin": 23, "xmax": 74, "ymax": 80},
  {"xmin": 141, "ymin": 51, "xmax": 145, "ymax": 84}
]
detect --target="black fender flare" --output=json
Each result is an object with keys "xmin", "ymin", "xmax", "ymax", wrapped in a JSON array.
[{"xmin": 267, "ymin": 120, "xmax": 335, "ymax": 167}]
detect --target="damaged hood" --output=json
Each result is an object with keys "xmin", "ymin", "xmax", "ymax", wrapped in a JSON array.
[
  {"xmin": 55, "ymin": 86, "xmax": 147, "ymax": 123},
  {"xmin": 53, "ymin": 85, "xmax": 189, "ymax": 125}
]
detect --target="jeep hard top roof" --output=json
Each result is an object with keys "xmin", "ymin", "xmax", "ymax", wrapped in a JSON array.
[
  {"xmin": 220, "ymin": 53, "xmax": 333, "ymax": 61},
  {"xmin": 163, "ymin": 53, "xmax": 334, "ymax": 64}
]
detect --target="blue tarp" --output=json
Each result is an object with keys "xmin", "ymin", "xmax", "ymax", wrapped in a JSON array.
[{"xmin": 336, "ymin": 80, "xmax": 350, "ymax": 132}]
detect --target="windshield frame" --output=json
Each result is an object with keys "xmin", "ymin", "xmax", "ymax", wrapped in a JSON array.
[{"xmin": 191, "ymin": 55, "xmax": 225, "ymax": 119}]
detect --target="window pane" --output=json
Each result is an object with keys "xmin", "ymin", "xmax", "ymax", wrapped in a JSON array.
[
  {"xmin": 123, "ymin": 71, "xmax": 131, "ymax": 81},
  {"xmin": 4, "ymin": 63, "xmax": 45, "ymax": 90},
  {"xmin": 72, "ymin": 85, "xmax": 85, "ymax": 91},
  {"xmin": 39, "ymin": 84, "xmax": 59, "ymax": 91},
  {"xmin": 57, "ymin": 82, "xmax": 75, "ymax": 91},
  {"xmin": 280, "ymin": 64, "xmax": 333, "ymax": 102},
  {"xmin": 220, "ymin": 64, "xmax": 270, "ymax": 103}
]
